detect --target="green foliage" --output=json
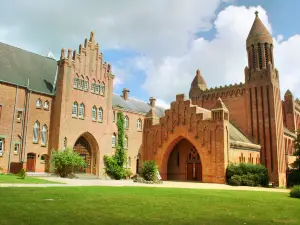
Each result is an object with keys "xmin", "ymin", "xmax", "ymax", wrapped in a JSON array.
[
  {"xmin": 50, "ymin": 148, "xmax": 86, "ymax": 178},
  {"xmin": 226, "ymin": 163, "xmax": 269, "ymax": 187},
  {"xmin": 18, "ymin": 168, "xmax": 26, "ymax": 179},
  {"xmin": 103, "ymin": 111, "xmax": 127, "ymax": 179},
  {"xmin": 124, "ymin": 168, "xmax": 133, "ymax": 179},
  {"xmin": 290, "ymin": 185, "xmax": 300, "ymax": 199},
  {"xmin": 140, "ymin": 160, "xmax": 158, "ymax": 181},
  {"xmin": 292, "ymin": 129, "xmax": 300, "ymax": 170},
  {"xmin": 287, "ymin": 170, "xmax": 300, "ymax": 187}
]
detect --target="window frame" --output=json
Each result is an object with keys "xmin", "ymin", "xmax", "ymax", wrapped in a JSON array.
[
  {"xmin": 14, "ymin": 143, "xmax": 19, "ymax": 154},
  {"xmin": 124, "ymin": 116, "xmax": 129, "ymax": 129},
  {"xmin": 98, "ymin": 107, "xmax": 103, "ymax": 122},
  {"xmin": 92, "ymin": 106, "xmax": 97, "ymax": 121},
  {"xmin": 137, "ymin": 118, "xmax": 142, "ymax": 131},
  {"xmin": 72, "ymin": 102, "xmax": 78, "ymax": 117},
  {"xmin": 79, "ymin": 103, "xmax": 85, "ymax": 118},
  {"xmin": 43, "ymin": 101, "xmax": 49, "ymax": 110},
  {"xmin": 41, "ymin": 125, "xmax": 48, "ymax": 146},
  {"xmin": 73, "ymin": 76, "xmax": 79, "ymax": 89},
  {"xmin": 33, "ymin": 121, "xmax": 40, "ymax": 143},
  {"xmin": 0, "ymin": 139, "xmax": 4, "ymax": 155},
  {"xmin": 112, "ymin": 134, "xmax": 116, "ymax": 148},
  {"xmin": 36, "ymin": 99, "xmax": 42, "ymax": 108}
]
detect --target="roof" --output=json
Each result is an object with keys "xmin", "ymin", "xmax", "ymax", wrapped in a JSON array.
[
  {"xmin": 229, "ymin": 122, "xmax": 252, "ymax": 144},
  {"xmin": 246, "ymin": 12, "xmax": 272, "ymax": 47},
  {"xmin": 112, "ymin": 94, "xmax": 165, "ymax": 117},
  {"xmin": 0, "ymin": 42, "xmax": 57, "ymax": 95},
  {"xmin": 191, "ymin": 69, "xmax": 207, "ymax": 89},
  {"xmin": 284, "ymin": 127, "xmax": 297, "ymax": 138}
]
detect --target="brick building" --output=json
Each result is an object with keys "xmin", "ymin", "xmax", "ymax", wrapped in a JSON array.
[{"xmin": 0, "ymin": 13, "xmax": 298, "ymax": 186}]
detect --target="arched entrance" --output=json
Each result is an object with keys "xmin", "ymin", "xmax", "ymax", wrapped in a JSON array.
[
  {"xmin": 73, "ymin": 135, "xmax": 98, "ymax": 175},
  {"xmin": 167, "ymin": 139, "xmax": 202, "ymax": 181}
]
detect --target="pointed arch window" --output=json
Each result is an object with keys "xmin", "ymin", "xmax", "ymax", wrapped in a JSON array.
[
  {"xmin": 79, "ymin": 103, "xmax": 85, "ymax": 118},
  {"xmin": 128, "ymin": 157, "xmax": 131, "ymax": 168},
  {"xmin": 98, "ymin": 107, "xmax": 103, "ymax": 122},
  {"xmin": 124, "ymin": 116, "xmax": 129, "ymax": 129},
  {"xmin": 36, "ymin": 99, "xmax": 42, "ymax": 108},
  {"xmin": 95, "ymin": 81, "xmax": 100, "ymax": 94},
  {"xmin": 84, "ymin": 77, "xmax": 89, "ymax": 91},
  {"xmin": 137, "ymin": 118, "xmax": 142, "ymax": 131},
  {"xmin": 100, "ymin": 82, "xmax": 105, "ymax": 95},
  {"xmin": 41, "ymin": 125, "xmax": 48, "ymax": 146},
  {"xmin": 112, "ymin": 133, "xmax": 116, "ymax": 148},
  {"xmin": 92, "ymin": 106, "xmax": 97, "ymax": 120},
  {"xmin": 124, "ymin": 136, "xmax": 128, "ymax": 149},
  {"xmin": 72, "ymin": 102, "xmax": 78, "ymax": 116},
  {"xmin": 33, "ymin": 121, "xmax": 40, "ymax": 143},
  {"xmin": 112, "ymin": 111, "xmax": 116, "ymax": 123},
  {"xmin": 91, "ymin": 79, "xmax": 96, "ymax": 93},
  {"xmin": 73, "ymin": 75, "xmax": 79, "ymax": 88},
  {"xmin": 44, "ymin": 101, "xmax": 49, "ymax": 110}
]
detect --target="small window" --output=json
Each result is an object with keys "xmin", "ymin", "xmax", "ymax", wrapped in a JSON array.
[
  {"xmin": 72, "ymin": 102, "xmax": 78, "ymax": 116},
  {"xmin": 91, "ymin": 80, "xmax": 96, "ymax": 93},
  {"xmin": 0, "ymin": 139, "xmax": 4, "ymax": 154},
  {"xmin": 63, "ymin": 137, "xmax": 67, "ymax": 150},
  {"xmin": 33, "ymin": 121, "xmax": 40, "ymax": 143},
  {"xmin": 84, "ymin": 80, "xmax": 89, "ymax": 91},
  {"xmin": 112, "ymin": 134, "xmax": 116, "ymax": 148},
  {"xmin": 41, "ymin": 154, "xmax": 47, "ymax": 161},
  {"xmin": 16, "ymin": 111, "xmax": 22, "ymax": 121},
  {"xmin": 78, "ymin": 78, "xmax": 84, "ymax": 90},
  {"xmin": 112, "ymin": 111, "xmax": 115, "ymax": 123},
  {"xmin": 124, "ymin": 116, "xmax": 129, "ymax": 129},
  {"xmin": 98, "ymin": 107, "xmax": 103, "ymax": 122},
  {"xmin": 92, "ymin": 106, "xmax": 97, "ymax": 120},
  {"xmin": 95, "ymin": 84, "xmax": 100, "ymax": 94},
  {"xmin": 14, "ymin": 143, "xmax": 19, "ymax": 154},
  {"xmin": 73, "ymin": 77, "xmax": 78, "ymax": 88},
  {"xmin": 44, "ymin": 101, "xmax": 49, "ymax": 110},
  {"xmin": 36, "ymin": 99, "xmax": 42, "ymax": 108},
  {"xmin": 0, "ymin": 105, "xmax": 2, "ymax": 120},
  {"xmin": 128, "ymin": 157, "xmax": 131, "ymax": 168},
  {"xmin": 124, "ymin": 136, "xmax": 128, "ymax": 149},
  {"xmin": 100, "ymin": 83, "xmax": 105, "ymax": 95},
  {"xmin": 41, "ymin": 125, "xmax": 48, "ymax": 146},
  {"xmin": 137, "ymin": 119, "xmax": 142, "ymax": 131},
  {"xmin": 79, "ymin": 103, "xmax": 85, "ymax": 118}
]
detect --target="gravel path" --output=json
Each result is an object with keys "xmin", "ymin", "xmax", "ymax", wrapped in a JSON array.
[{"xmin": 0, "ymin": 177, "xmax": 290, "ymax": 193}]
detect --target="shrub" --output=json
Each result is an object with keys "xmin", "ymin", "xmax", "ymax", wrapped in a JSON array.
[
  {"xmin": 290, "ymin": 185, "xmax": 300, "ymax": 199},
  {"xmin": 228, "ymin": 175, "xmax": 242, "ymax": 186},
  {"xmin": 18, "ymin": 168, "xmax": 26, "ymax": 179},
  {"xmin": 140, "ymin": 160, "xmax": 158, "ymax": 181},
  {"xmin": 226, "ymin": 163, "xmax": 269, "ymax": 187},
  {"xmin": 50, "ymin": 148, "xmax": 86, "ymax": 178},
  {"xmin": 124, "ymin": 168, "xmax": 133, "ymax": 179},
  {"xmin": 287, "ymin": 170, "xmax": 300, "ymax": 187}
]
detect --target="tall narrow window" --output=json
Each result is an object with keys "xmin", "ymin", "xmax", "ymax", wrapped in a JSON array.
[
  {"xmin": 63, "ymin": 137, "xmax": 67, "ymax": 150},
  {"xmin": 79, "ymin": 103, "xmax": 85, "ymax": 118},
  {"xmin": 16, "ymin": 111, "xmax": 22, "ymax": 121},
  {"xmin": 73, "ymin": 76, "xmax": 78, "ymax": 88},
  {"xmin": 33, "ymin": 121, "xmax": 40, "ymax": 143},
  {"xmin": 14, "ymin": 143, "xmax": 19, "ymax": 154},
  {"xmin": 124, "ymin": 116, "xmax": 129, "ymax": 129},
  {"xmin": 72, "ymin": 102, "xmax": 78, "ymax": 116},
  {"xmin": 128, "ymin": 157, "xmax": 131, "ymax": 168},
  {"xmin": 92, "ymin": 106, "xmax": 97, "ymax": 120},
  {"xmin": 95, "ymin": 84, "xmax": 100, "ymax": 94},
  {"xmin": 137, "ymin": 119, "xmax": 142, "ymax": 131},
  {"xmin": 112, "ymin": 134, "xmax": 116, "ymax": 147},
  {"xmin": 124, "ymin": 136, "xmax": 128, "ymax": 149},
  {"xmin": 41, "ymin": 125, "xmax": 48, "ymax": 146},
  {"xmin": 36, "ymin": 99, "xmax": 42, "ymax": 108},
  {"xmin": 84, "ymin": 79, "xmax": 89, "ymax": 91},
  {"xmin": 91, "ymin": 79, "xmax": 96, "ymax": 93},
  {"xmin": 100, "ymin": 82, "xmax": 105, "ymax": 95},
  {"xmin": 113, "ymin": 111, "xmax": 115, "ymax": 123},
  {"xmin": 98, "ymin": 107, "xmax": 103, "ymax": 122},
  {"xmin": 44, "ymin": 101, "xmax": 49, "ymax": 110},
  {"xmin": 0, "ymin": 138, "xmax": 4, "ymax": 155},
  {"xmin": 258, "ymin": 43, "xmax": 262, "ymax": 69},
  {"xmin": 0, "ymin": 105, "xmax": 2, "ymax": 120}
]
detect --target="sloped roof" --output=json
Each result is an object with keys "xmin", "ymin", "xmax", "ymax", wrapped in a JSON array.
[
  {"xmin": 229, "ymin": 122, "xmax": 252, "ymax": 144},
  {"xmin": 112, "ymin": 94, "xmax": 165, "ymax": 117},
  {"xmin": 0, "ymin": 42, "xmax": 57, "ymax": 95}
]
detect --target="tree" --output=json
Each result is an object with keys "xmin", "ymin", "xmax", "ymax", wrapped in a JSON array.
[
  {"xmin": 50, "ymin": 148, "xmax": 86, "ymax": 178},
  {"xmin": 103, "ymin": 111, "xmax": 127, "ymax": 179},
  {"xmin": 292, "ymin": 129, "xmax": 300, "ymax": 170}
]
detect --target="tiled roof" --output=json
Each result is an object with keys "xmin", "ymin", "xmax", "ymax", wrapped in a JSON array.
[
  {"xmin": 284, "ymin": 127, "xmax": 296, "ymax": 138},
  {"xmin": 112, "ymin": 94, "xmax": 165, "ymax": 117},
  {"xmin": 228, "ymin": 122, "xmax": 252, "ymax": 144},
  {"xmin": 0, "ymin": 42, "xmax": 57, "ymax": 95}
]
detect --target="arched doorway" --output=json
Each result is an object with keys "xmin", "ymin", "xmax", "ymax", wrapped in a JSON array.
[
  {"xmin": 73, "ymin": 136, "xmax": 96, "ymax": 175},
  {"xmin": 167, "ymin": 139, "xmax": 202, "ymax": 181},
  {"xmin": 26, "ymin": 153, "xmax": 36, "ymax": 172}
]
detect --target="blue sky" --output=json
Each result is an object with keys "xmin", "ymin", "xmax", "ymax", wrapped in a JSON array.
[{"xmin": 1, "ymin": 0, "xmax": 300, "ymax": 107}]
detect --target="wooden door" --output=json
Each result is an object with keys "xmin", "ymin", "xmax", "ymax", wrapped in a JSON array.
[
  {"xmin": 26, "ymin": 153, "xmax": 36, "ymax": 172},
  {"xmin": 195, "ymin": 163, "xmax": 202, "ymax": 181},
  {"xmin": 187, "ymin": 163, "xmax": 193, "ymax": 180}
]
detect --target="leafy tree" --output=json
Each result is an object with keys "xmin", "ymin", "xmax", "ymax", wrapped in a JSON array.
[
  {"xmin": 50, "ymin": 148, "xmax": 86, "ymax": 178},
  {"xmin": 292, "ymin": 129, "xmax": 300, "ymax": 170},
  {"xmin": 103, "ymin": 111, "xmax": 127, "ymax": 179}
]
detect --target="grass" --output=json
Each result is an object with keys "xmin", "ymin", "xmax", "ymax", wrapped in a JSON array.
[
  {"xmin": 0, "ymin": 174, "xmax": 61, "ymax": 184},
  {"xmin": 0, "ymin": 186, "xmax": 299, "ymax": 225}
]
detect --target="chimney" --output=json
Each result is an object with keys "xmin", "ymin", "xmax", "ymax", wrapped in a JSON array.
[
  {"xmin": 149, "ymin": 97, "xmax": 156, "ymax": 108},
  {"xmin": 122, "ymin": 88, "xmax": 130, "ymax": 100}
]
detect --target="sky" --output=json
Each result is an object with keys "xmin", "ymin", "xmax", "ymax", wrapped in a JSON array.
[{"xmin": 1, "ymin": 0, "xmax": 300, "ymax": 109}]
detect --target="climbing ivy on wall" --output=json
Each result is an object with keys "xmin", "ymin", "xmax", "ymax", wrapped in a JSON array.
[{"xmin": 103, "ymin": 111, "xmax": 127, "ymax": 179}]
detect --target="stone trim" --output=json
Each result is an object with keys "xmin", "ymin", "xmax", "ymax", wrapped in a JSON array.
[{"xmin": 230, "ymin": 140, "xmax": 261, "ymax": 151}]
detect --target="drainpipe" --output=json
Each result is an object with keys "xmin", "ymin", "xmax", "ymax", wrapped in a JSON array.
[
  {"xmin": 23, "ymin": 90, "xmax": 32, "ymax": 164},
  {"xmin": 7, "ymin": 86, "xmax": 19, "ymax": 173},
  {"xmin": 20, "ymin": 81, "xmax": 29, "ymax": 161}
]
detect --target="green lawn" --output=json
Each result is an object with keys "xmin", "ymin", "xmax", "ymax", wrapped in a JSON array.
[
  {"xmin": 0, "ymin": 186, "xmax": 299, "ymax": 225},
  {"xmin": 0, "ymin": 174, "xmax": 61, "ymax": 184}
]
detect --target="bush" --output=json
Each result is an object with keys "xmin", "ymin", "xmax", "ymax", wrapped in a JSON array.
[
  {"xmin": 103, "ymin": 155, "xmax": 125, "ymax": 180},
  {"xmin": 50, "ymin": 148, "xmax": 86, "ymax": 178},
  {"xmin": 140, "ymin": 160, "xmax": 158, "ymax": 182},
  {"xmin": 226, "ymin": 163, "xmax": 269, "ymax": 187},
  {"xmin": 287, "ymin": 170, "xmax": 300, "ymax": 187},
  {"xmin": 290, "ymin": 185, "xmax": 300, "ymax": 199},
  {"xmin": 124, "ymin": 168, "xmax": 133, "ymax": 179},
  {"xmin": 228, "ymin": 175, "xmax": 242, "ymax": 186},
  {"xmin": 18, "ymin": 168, "xmax": 26, "ymax": 179}
]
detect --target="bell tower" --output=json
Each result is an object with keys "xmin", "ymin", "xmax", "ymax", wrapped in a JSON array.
[{"xmin": 244, "ymin": 11, "xmax": 286, "ymax": 186}]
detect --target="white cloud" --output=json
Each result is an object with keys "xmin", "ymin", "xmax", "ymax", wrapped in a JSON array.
[
  {"xmin": 135, "ymin": 5, "xmax": 300, "ymax": 101},
  {"xmin": 156, "ymin": 98, "xmax": 170, "ymax": 109}
]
